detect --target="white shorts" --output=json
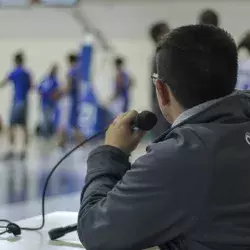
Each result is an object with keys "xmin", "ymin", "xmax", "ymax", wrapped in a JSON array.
[{"xmin": 58, "ymin": 97, "xmax": 70, "ymax": 129}]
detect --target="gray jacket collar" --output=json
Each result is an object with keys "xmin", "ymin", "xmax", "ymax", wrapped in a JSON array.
[
  {"xmin": 172, "ymin": 91, "xmax": 239, "ymax": 127},
  {"xmin": 153, "ymin": 90, "xmax": 250, "ymax": 143}
]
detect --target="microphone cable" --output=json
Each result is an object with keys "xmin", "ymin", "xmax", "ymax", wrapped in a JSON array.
[{"xmin": 0, "ymin": 131, "xmax": 102, "ymax": 236}]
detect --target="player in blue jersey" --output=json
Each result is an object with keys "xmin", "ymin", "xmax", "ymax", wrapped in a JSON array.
[
  {"xmin": 58, "ymin": 53, "xmax": 84, "ymax": 148},
  {"xmin": 38, "ymin": 64, "xmax": 61, "ymax": 137},
  {"xmin": 0, "ymin": 52, "xmax": 32, "ymax": 160},
  {"xmin": 198, "ymin": 9, "xmax": 220, "ymax": 27},
  {"xmin": 108, "ymin": 57, "xmax": 133, "ymax": 117}
]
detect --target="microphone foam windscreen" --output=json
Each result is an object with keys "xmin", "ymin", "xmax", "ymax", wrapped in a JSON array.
[{"xmin": 136, "ymin": 111, "xmax": 158, "ymax": 131}]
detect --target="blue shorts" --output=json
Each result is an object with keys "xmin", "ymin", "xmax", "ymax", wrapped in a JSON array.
[
  {"xmin": 42, "ymin": 105, "xmax": 54, "ymax": 127},
  {"xmin": 10, "ymin": 101, "xmax": 27, "ymax": 126}
]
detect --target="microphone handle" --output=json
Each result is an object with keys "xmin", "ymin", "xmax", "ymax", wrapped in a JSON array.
[
  {"xmin": 48, "ymin": 223, "xmax": 178, "ymax": 249},
  {"xmin": 48, "ymin": 223, "xmax": 77, "ymax": 240}
]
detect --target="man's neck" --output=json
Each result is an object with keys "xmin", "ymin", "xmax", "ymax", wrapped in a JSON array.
[
  {"xmin": 171, "ymin": 91, "xmax": 237, "ymax": 127},
  {"xmin": 167, "ymin": 98, "xmax": 185, "ymax": 124}
]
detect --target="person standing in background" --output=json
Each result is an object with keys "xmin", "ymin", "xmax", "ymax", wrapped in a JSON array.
[
  {"xmin": 38, "ymin": 64, "xmax": 61, "ymax": 138},
  {"xmin": 108, "ymin": 57, "xmax": 133, "ymax": 117},
  {"xmin": 0, "ymin": 52, "xmax": 32, "ymax": 160},
  {"xmin": 57, "ymin": 53, "xmax": 84, "ymax": 148},
  {"xmin": 198, "ymin": 9, "xmax": 220, "ymax": 27},
  {"xmin": 236, "ymin": 32, "xmax": 250, "ymax": 90},
  {"xmin": 149, "ymin": 22, "xmax": 171, "ymax": 139}
]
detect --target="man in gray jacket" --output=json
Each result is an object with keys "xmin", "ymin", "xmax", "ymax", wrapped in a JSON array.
[{"xmin": 78, "ymin": 25, "xmax": 250, "ymax": 250}]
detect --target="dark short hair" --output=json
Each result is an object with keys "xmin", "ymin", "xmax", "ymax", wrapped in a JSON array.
[
  {"xmin": 67, "ymin": 53, "xmax": 78, "ymax": 63},
  {"xmin": 14, "ymin": 52, "xmax": 24, "ymax": 64},
  {"xmin": 198, "ymin": 9, "xmax": 219, "ymax": 26},
  {"xmin": 114, "ymin": 57, "xmax": 124, "ymax": 67},
  {"xmin": 150, "ymin": 22, "xmax": 170, "ymax": 43},
  {"xmin": 49, "ymin": 64, "xmax": 58, "ymax": 76},
  {"xmin": 156, "ymin": 25, "xmax": 238, "ymax": 109}
]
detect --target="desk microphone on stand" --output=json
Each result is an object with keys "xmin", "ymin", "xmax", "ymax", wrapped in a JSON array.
[{"xmin": 48, "ymin": 110, "xmax": 158, "ymax": 241}]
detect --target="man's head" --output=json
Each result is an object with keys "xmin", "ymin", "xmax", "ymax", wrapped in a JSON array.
[
  {"xmin": 67, "ymin": 53, "xmax": 78, "ymax": 66},
  {"xmin": 50, "ymin": 64, "xmax": 58, "ymax": 76},
  {"xmin": 114, "ymin": 57, "xmax": 124, "ymax": 71},
  {"xmin": 149, "ymin": 22, "xmax": 170, "ymax": 44},
  {"xmin": 14, "ymin": 52, "xmax": 24, "ymax": 66},
  {"xmin": 198, "ymin": 9, "xmax": 220, "ymax": 27},
  {"xmin": 155, "ymin": 25, "xmax": 238, "ymax": 123}
]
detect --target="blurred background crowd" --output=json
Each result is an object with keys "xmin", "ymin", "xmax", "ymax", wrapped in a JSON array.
[{"xmin": 0, "ymin": 0, "xmax": 250, "ymax": 221}]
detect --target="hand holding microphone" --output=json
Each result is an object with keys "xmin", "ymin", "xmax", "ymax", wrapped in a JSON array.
[
  {"xmin": 48, "ymin": 110, "xmax": 157, "ymax": 241},
  {"xmin": 105, "ymin": 110, "xmax": 157, "ymax": 154}
]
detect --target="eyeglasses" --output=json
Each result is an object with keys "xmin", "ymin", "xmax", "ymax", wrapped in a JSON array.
[
  {"xmin": 151, "ymin": 73, "xmax": 163, "ymax": 86},
  {"xmin": 151, "ymin": 73, "xmax": 170, "ymax": 87}
]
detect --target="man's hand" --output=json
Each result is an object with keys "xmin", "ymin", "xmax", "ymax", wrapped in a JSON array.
[{"xmin": 105, "ymin": 110, "xmax": 146, "ymax": 155}]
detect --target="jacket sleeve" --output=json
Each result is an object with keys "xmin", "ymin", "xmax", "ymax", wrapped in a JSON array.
[{"xmin": 78, "ymin": 129, "xmax": 211, "ymax": 250}]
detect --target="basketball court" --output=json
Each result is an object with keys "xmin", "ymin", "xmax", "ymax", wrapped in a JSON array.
[
  {"xmin": 0, "ymin": 0, "xmax": 248, "ymax": 238},
  {"xmin": 0, "ymin": 0, "xmax": 129, "ymax": 225}
]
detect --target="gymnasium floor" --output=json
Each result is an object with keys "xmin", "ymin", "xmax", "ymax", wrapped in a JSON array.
[{"xmin": 0, "ymin": 136, "xmax": 148, "ymax": 222}]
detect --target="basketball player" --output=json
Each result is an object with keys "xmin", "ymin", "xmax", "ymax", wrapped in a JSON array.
[
  {"xmin": 236, "ymin": 32, "xmax": 250, "ymax": 90},
  {"xmin": 57, "ymin": 53, "xmax": 84, "ymax": 147},
  {"xmin": 38, "ymin": 64, "xmax": 61, "ymax": 137},
  {"xmin": 198, "ymin": 9, "xmax": 220, "ymax": 27},
  {"xmin": 0, "ymin": 52, "xmax": 32, "ymax": 160},
  {"xmin": 107, "ymin": 57, "xmax": 133, "ymax": 117},
  {"xmin": 149, "ymin": 22, "xmax": 171, "ymax": 139}
]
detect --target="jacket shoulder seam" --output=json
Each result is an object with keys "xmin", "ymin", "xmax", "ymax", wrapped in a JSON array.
[{"xmin": 185, "ymin": 128, "xmax": 208, "ymax": 149}]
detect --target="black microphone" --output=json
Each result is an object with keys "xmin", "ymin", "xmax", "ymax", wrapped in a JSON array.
[
  {"xmin": 132, "ymin": 110, "xmax": 158, "ymax": 131},
  {"xmin": 49, "ymin": 223, "xmax": 77, "ymax": 240},
  {"xmin": 48, "ymin": 110, "xmax": 157, "ymax": 241}
]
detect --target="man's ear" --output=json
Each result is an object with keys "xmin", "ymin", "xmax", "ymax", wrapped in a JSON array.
[{"xmin": 155, "ymin": 80, "xmax": 170, "ymax": 106}]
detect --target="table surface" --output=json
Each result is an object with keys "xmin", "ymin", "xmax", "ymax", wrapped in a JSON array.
[
  {"xmin": 0, "ymin": 211, "xmax": 83, "ymax": 250},
  {"xmin": 0, "ymin": 211, "xmax": 158, "ymax": 250}
]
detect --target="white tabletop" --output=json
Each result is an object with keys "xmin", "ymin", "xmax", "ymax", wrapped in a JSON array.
[
  {"xmin": 0, "ymin": 211, "xmax": 158, "ymax": 250},
  {"xmin": 0, "ymin": 211, "xmax": 83, "ymax": 250}
]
